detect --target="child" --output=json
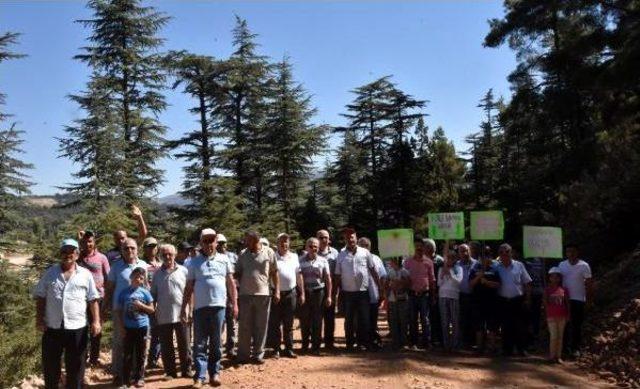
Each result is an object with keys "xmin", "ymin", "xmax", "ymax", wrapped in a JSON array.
[
  {"xmin": 118, "ymin": 267, "xmax": 155, "ymax": 388},
  {"xmin": 544, "ymin": 267, "xmax": 570, "ymax": 363},
  {"xmin": 438, "ymin": 247, "xmax": 463, "ymax": 351},
  {"xmin": 385, "ymin": 257, "xmax": 410, "ymax": 350}
]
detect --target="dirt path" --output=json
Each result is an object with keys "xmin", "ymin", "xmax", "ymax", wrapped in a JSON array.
[{"xmin": 83, "ymin": 318, "xmax": 611, "ymax": 389}]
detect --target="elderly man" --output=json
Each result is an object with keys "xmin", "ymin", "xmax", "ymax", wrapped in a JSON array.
[
  {"xmin": 78, "ymin": 230, "xmax": 110, "ymax": 366},
  {"xmin": 217, "ymin": 233, "xmax": 239, "ymax": 358},
  {"xmin": 105, "ymin": 205, "xmax": 148, "ymax": 264},
  {"xmin": 404, "ymin": 237, "xmax": 436, "ymax": 350},
  {"xmin": 335, "ymin": 228, "xmax": 379, "ymax": 352},
  {"xmin": 316, "ymin": 229, "xmax": 340, "ymax": 349},
  {"xmin": 34, "ymin": 239, "xmax": 101, "ymax": 389},
  {"xmin": 181, "ymin": 229, "xmax": 237, "ymax": 388},
  {"xmin": 235, "ymin": 231, "xmax": 279, "ymax": 364},
  {"xmin": 268, "ymin": 233, "xmax": 305, "ymax": 358},
  {"xmin": 104, "ymin": 238, "xmax": 148, "ymax": 386},
  {"xmin": 357, "ymin": 237, "xmax": 386, "ymax": 348},
  {"xmin": 456, "ymin": 243, "xmax": 478, "ymax": 348},
  {"xmin": 151, "ymin": 244, "xmax": 191, "ymax": 380},
  {"xmin": 495, "ymin": 243, "xmax": 532, "ymax": 357},
  {"xmin": 142, "ymin": 237, "xmax": 162, "ymax": 368},
  {"xmin": 423, "ymin": 238, "xmax": 444, "ymax": 347}
]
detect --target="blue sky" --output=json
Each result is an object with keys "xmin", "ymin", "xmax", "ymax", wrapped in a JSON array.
[{"xmin": 0, "ymin": 1, "xmax": 515, "ymax": 197}]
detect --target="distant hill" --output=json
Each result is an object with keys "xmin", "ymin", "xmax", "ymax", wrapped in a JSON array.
[{"xmin": 156, "ymin": 193, "xmax": 191, "ymax": 207}]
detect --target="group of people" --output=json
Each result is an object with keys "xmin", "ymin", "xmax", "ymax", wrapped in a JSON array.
[{"xmin": 33, "ymin": 210, "xmax": 594, "ymax": 389}]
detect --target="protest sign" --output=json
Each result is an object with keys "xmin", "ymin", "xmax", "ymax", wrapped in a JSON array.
[
  {"xmin": 523, "ymin": 226, "xmax": 563, "ymax": 258},
  {"xmin": 428, "ymin": 212, "xmax": 465, "ymax": 240},
  {"xmin": 470, "ymin": 211, "xmax": 504, "ymax": 240},
  {"xmin": 377, "ymin": 229, "xmax": 414, "ymax": 258}
]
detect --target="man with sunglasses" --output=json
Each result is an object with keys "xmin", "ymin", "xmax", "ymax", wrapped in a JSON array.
[
  {"xmin": 34, "ymin": 238, "xmax": 101, "ymax": 389},
  {"xmin": 104, "ymin": 238, "xmax": 148, "ymax": 386}
]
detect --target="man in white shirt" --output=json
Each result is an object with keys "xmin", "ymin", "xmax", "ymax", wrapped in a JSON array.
[
  {"xmin": 335, "ymin": 228, "xmax": 379, "ymax": 351},
  {"xmin": 317, "ymin": 229, "xmax": 340, "ymax": 349},
  {"xmin": 357, "ymin": 237, "xmax": 386, "ymax": 348},
  {"xmin": 33, "ymin": 238, "xmax": 101, "ymax": 389},
  {"xmin": 558, "ymin": 243, "xmax": 593, "ymax": 358},
  {"xmin": 267, "ymin": 233, "xmax": 305, "ymax": 358}
]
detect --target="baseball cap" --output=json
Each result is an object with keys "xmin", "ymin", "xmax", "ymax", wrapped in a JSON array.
[
  {"xmin": 60, "ymin": 238, "xmax": 79, "ymax": 249},
  {"xmin": 277, "ymin": 233, "xmax": 289, "ymax": 241},
  {"xmin": 259, "ymin": 237, "xmax": 270, "ymax": 246},
  {"xmin": 178, "ymin": 241, "xmax": 193, "ymax": 251},
  {"xmin": 548, "ymin": 267, "xmax": 562, "ymax": 275},
  {"xmin": 143, "ymin": 237, "xmax": 158, "ymax": 247},
  {"xmin": 200, "ymin": 228, "xmax": 216, "ymax": 238},
  {"xmin": 217, "ymin": 234, "xmax": 227, "ymax": 243}
]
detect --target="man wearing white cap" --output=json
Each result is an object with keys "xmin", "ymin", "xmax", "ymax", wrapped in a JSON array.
[
  {"xmin": 181, "ymin": 228, "xmax": 237, "ymax": 388},
  {"xmin": 34, "ymin": 238, "xmax": 101, "ymax": 389},
  {"xmin": 217, "ymin": 233, "xmax": 239, "ymax": 358}
]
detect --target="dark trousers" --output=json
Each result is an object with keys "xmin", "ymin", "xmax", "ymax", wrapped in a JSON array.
[
  {"xmin": 369, "ymin": 302, "xmax": 381, "ymax": 345},
  {"xmin": 430, "ymin": 298, "xmax": 442, "ymax": 345},
  {"xmin": 267, "ymin": 289, "xmax": 297, "ymax": 351},
  {"xmin": 528, "ymin": 293, "xmax": 543, "ymax": 345},
  {"xmin": 123, "ymin": 326, "xmax": 148, "ymax": 384},
  {"xmin": 158, "ymin": 322, "xmax": 191, "ymax": 377},
  {"xmin": 225, "ymin": 303, "xmax": 237, "ymax": 354},
  {"xmin": 323, "ymin": 299, "xmax": 336, "ymax": 347},
  {"xmin": 564, "ymin": 300, "xmax": 586, "ymax": 353},
  {"xmin": 459, "ymin": 293, "xmax": 474, "ymax": 347},
  {"xmin": 300, "ymin": 288, "xmax": 325, "ymax": 350},
  {"xmin": 408, "ymin": 292, "xmax": 430, "ymax": 347},
  {"xmin": 147, "ymin": 317, "xmax": 161, "ymax": 366},
  {"xmin": 500, "ymin": 296, "xmax": 527, "ymax": 354},
  {"xmin": 87, "ymin": 299, "xmax": 102, "ymax": 364},
  {"xmin": 343, "ymin": 291, "xmax": 370, "ymax": 349},
  {"xmin": 42, "ymin": 326, "xmax": 88, "ymax": 389}
]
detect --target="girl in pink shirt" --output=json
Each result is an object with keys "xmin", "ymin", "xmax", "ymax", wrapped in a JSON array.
[{"xmin": 544, "ymin": 267, "xmax": 570, "ymax": 363}]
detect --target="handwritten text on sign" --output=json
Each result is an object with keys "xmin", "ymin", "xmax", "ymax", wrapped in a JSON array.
[
  {"xmin": 428, "ymin": 212, "xmax": 465, "ymax": 240},
  {"xmin": 377, "ymin": 229, "xmax": 414, "ymax": 258},
  {"xmin": 470, "ymin": 211, "xmax": 504, "ymax": 240},
  {"xmin": 523, "ymin": 226, "xmax": 563, "ymax": 258}
]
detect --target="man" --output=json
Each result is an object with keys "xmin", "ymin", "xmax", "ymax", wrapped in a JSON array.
[
  {"xmin": 317, "ymin": 229, "xmax": 340, "ymax": 349},
  {"xmin": 34, "ymin": 239, "xmax": 101, "ymax": 389},
  {"xmin": 524, "ymin": 256, "xmax": 546, "ymax": 347},
  {"xmin": 77, "ymin": 230, "xmax": 109, "ymax": 366},
  {"xmin": 335, "ymin": 228, "xmax": 379, "ymax": 351},
  {"xmin": 104, "ymin": 238, "xmax": 148, "ymax": 386},
  {"xmin": 181, "ymin": 229, "xmax": 237, "ymax": 388},
  {"xmin": 469, "ymin": 250, "xmax": 501, "ymax": 354},
  {"xmin": 177, "ymin": 241, "xmax": 194, "ymax": 266},
  {"xmin": 268, "ymin": 233, "xmax": 305, "ymax": 358},
  {"xmin": 456, "ymin": 243, "xmax": 478, "ymax": 348},
  {"xmin": 404, "ymin": 237, "xmax": 436, "ymax": 350},
  {"xmin": 105, "ymin": 205, "xmax": 148, "ymax": 264},
  {"xmin": 559, "ymin": 244, "xmax": 593, "ymax": 358},
  {"xmin": 424, "ymin": 238, "xmax": 444, "ymax": 347},
  {"xmin": 151, "ymin": 244, "xmax": 191, "ymax": 380},
  {"xmin": 357, "ymin": 237, "xmax": 386, "ymax": 348},
  {"xmin": 141, "ymin": 237, "xmax": 162, "ymax": 368},
  {"xmin": 495, "ymin": 243, "xmax": 532, "ymax": 356},
  {"xmin": 217, "ymin": 233, "xmax": 239, "ymax": 358},
  {"xmin": 235, "ymin": 231, "xmax": 279, "ymax": 364}
]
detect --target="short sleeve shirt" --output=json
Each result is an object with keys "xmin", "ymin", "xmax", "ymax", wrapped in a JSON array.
[
  {"xmin": 368, "ymin": 254, "xmax": 387, "ymax": 303},
  {"xmin": 275, "ymin": 251, "xmax": 300, "ymax": 291},
  {"xmin": 496, "ymin": 260, "xmax": 532, "ymax": 298},
  {"xmin": 107, "ymin": 258, "xmax": 148, "ymax": 310},
  {"xmin": 299, "ymin": 254, "xmax": 330, "ymax": 290},
  {"xmin": 118, "ymin": 286, "xmax": 153, "ymax": 329},
  {"xmin": 335, "ymin": 247, "xmax": 375, "ymax": 292},
  {"xmin": 33, "ymin": 264, "xmax": 100, "ymax": 330},
  {"xmin": 404, "ymin": 255, "xmax": 436, "ymax": 293},
  {"xmin": 558, "ymin": 259, "xmax": 592, "ymax": 302},
  {"xmin": 78, "ymin": 250, "xmax": 110, "ymax": 297},
  {"xmin": 456, "ymin": 258, "xmax": 478, "ymax": 294},
  {"xmin": 386, "ymin": 267, "xmax": 410, "ymax": 302},
  {"xmin": 235, "ymin": 247, "xmax": 277, "ymax": 296},
  {"xmin": 187, "ymin": 253, "xmax": 231, "ymax": 310},
  {"xmin": 318, "ymin": 246, "xmax": 339, "ymax": 275},
  {"xmin": 151, "ymin": 264, "xmax": 188, "ymax": 325},
  {"xmin": 470, "ymin": 262, "xmax": 501, "ymax": 302}
]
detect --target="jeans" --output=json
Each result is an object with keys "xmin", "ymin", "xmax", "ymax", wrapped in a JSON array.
[
  {"xmin": 439, "ymin": 297, "xmax": 460, "ymax": 350},
  {"xmin": 300, "ymin": 288, "xmax": 324, "ymax": 350},
  {"xmin": 343, "ymin": 291, "xmax": 370, "ymax": 348},
  {"xmin": 147, "ymin": 317, "xmax": 161, "ymax": 366},
  {"xmin": 547, "ymin": 317, "xmax": 567, "ymax": 359},
  {"xmin": 193, "ymin": 306, "xmax": 225, "ymax": 381},
  {"xmin": 42, "ymin": 326, "xmax": 88, "ymax": 389},
  {"xmin": 267, "ymin": 289, "xmax": 297, "ymax": 351},
  {"xmin": 564, "ymin": 300, "xmax": 585, "ymax": 353},
  {"xmin": 237, "ymin": 295, "xmax": 271, "ymax": 361},
  {"xmin": 387, "ymin": 300, "xmax": 409, "ymax": 350},
  {"xmin": 123, "ymin": 327, "xmax": 147, "ymax": 384},
  {"xmin": 87, "ymin": 299, "xmax": 102, "ymax": 364},
  {"xmin": 408, "ymin": 292, "xmax": 430, "ymax": 347},
  {"xmin": 323, "ymin": 298, "xmax": 336, "ymax": 348},
  {"xmin": 459, "ymin": 293, "xmax": 474, "ymax": 347},
  {"xmin": 111, "ymin": 310, "xmax": 124, "ymax": 380},
  {"xmin": 370, "ymin": 302, "xmax": 381, "ymax": 345},
  {"xmin": 158, "ymin": 322, "xmax": 191, "ymax": 377},
  {"xmin": 224, "ymin": 302, "xmax": 237, "ymax": 354},
  {"xmin": 500, "ymin": 296, "xmax": 527, "ymax": 354}
]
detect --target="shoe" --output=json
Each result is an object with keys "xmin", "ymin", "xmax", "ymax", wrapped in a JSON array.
[
  {"xmin": 253, "ymin": 357, "xmax": 266, "ymax": 365},
  {"xmin": 181, "ymin": 370, "xmax": 192, "ymax": 379},
  {"xmin": 192, "ymin": 380, "xmax": 204, "ymax": 388},
  {"xmin": 162, "ymin": 375, "xmax": 174, "ymax": 381},
  {"xmin": 311, "ymin": 348, "xmax": 321, "ymax": 356},
  {"xmin": 282, "ymin": 349, "xmax": 297, "ymax": 358},
  {"xmin": 572, "ymin": 350, "xmax": 581, "ymax": 358},
  {"xmin": 226, "ymin": 349, "xmax": 237, "ymax": 359},
  {"xmin": 272, "ymin": 350, "xmax": 280, "ymax": 359},
  {"xmin": 134, "ymin": 380, "xmax": 145, "ymax": 388},
  {"xmin": 210, "ymin": 374, "xmax": 222, "ymax": 387}
]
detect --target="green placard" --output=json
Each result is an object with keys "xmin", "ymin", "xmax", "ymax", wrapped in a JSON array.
[
  {"xmin": 428, "ymin": 212, "xmax": 465, "ymax": 240},
  {"xmin": 377, "ymin": 229, "xmax": 414, "ymax": 258},
  {"xmin": 470, "ymin": 211, "xmax": 504, "ymax": 240},
  {"xmin": 523, "ymin": 226, "xmax": 563, "ymax": 258}
]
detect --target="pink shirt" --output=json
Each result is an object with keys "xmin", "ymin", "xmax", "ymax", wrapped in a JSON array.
[
  {"xmin": 404, "ymin": 255, "xmax": 436, "ymax": 293},
  {"xmin": 545, "ymin": 285, "xmax": 569, "ymax": 319},
  {"xmin": 79, "ymin": 250, "xmax": 110, "ymax": 297}
]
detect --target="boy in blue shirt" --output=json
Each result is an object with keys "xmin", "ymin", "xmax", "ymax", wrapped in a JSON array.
[{"xmin": 118, "ymin": 267, "xmax": 154, "ymax": 388}]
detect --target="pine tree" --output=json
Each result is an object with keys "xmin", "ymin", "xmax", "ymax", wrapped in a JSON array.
[
  {"xmin": 73, "ymin": 0, "xmax": 170, "ymax": 202},
  {"xmin": 424, "ymin": 127, "xmax": 465, "ymax": 211}
]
